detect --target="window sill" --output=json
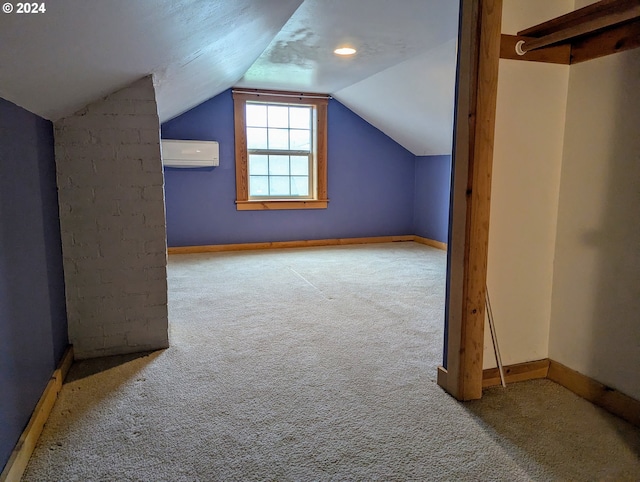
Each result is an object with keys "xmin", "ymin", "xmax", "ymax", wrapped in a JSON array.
[{"xmin": 236, "ymin": 200, "xmax": 329, "ymax": 211}]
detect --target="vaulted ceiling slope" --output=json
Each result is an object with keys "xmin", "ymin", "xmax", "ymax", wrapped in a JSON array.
[{"xmin": 0, "ymin": 0, "xmax": 459, "ymax": 155}]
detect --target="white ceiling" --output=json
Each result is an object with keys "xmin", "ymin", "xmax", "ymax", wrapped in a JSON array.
[
  {"xmin": 0, "ymin": 0, "xmax": 459, "ymax": 155},
  {"xmin": 334, "ymin": 38, "xmax": 458, "ymax": 156}
]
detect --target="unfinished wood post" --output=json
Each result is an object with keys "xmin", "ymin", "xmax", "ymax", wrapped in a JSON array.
[{"xmin": 438, "ymin": 0, "xmax": 502, "ymax": 401}]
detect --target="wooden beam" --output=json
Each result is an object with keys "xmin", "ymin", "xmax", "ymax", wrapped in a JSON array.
[
  {"xmin": 518, "ymin": 0, "xmax": 638, "ymax": 37},
  {"xmin": 439, "ymin": 0, "xmax": 502, "ymax": 401},
  {"xmin": 458, "ymin": 0, "xmax": 502, "ymax": 401},
  {"xmin": 500, "ymin": 34, "xmax": 571, "ymax": 64},
  {"xmin": 0, "ymin": 346, "xmax": 74, "ymax": 482},
  {"xmin": 548, "ymin": 360, "xmax": 640, "ymax": 428},
  {"xmin": 482, "ymin": 359, "xmax": 550, "ymax": 388},
  {"xmin": 571, "ymin": 18, "xmax": 640, "ymax": 63},
  {"xmin": 438, "ymin": 0, "xmax": 479, "ymax": 401}
]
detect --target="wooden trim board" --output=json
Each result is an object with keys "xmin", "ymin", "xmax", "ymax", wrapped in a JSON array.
[
  {"xmin": 235, "ymin": 200, "xmax": 328, "ymax": 211},
  {"xmin": 482, "ymin": 359, "xmax": 550, "ymax": 388},
  {"xmin": 1, "ymin": 346, "xmax": 74, "ymax": 482},
  {"xmin": 547, "ymin": 360, "xmax": 640, "ymax": 428},
  {"xmin": 413, "ymin": 236, "xmax": 447, "ymax": 251},
  {"xmin": 481, "ymin": 358, "xmax": 640, "ymax": 428},
  {"xmin": 167, "ymin": 236, "xmax": 447, "ymax": 255}
]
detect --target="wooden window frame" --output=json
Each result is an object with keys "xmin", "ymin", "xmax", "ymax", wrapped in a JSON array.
[{"xmin": 232, "ymin": 89, "xmax": 329, "ymax": 211}]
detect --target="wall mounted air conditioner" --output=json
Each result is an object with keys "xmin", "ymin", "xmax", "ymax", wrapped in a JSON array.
[{"xmin": 161, "ymin": 140, "xmax": 219, "ymax": 168}]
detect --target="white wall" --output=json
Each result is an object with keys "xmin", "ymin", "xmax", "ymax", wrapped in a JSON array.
[
  {"xmin": 55, "ymin": 76, "xmax": 169, "ymax": 359},
  {"xmin": 486, "ymin": 0, "xmax": 640, "ymax": 395},
  {"xmin": 548, "ymin": 48, "xmax": 640, "ymax": 399},
  {"xmin": 484, "ymin": 0, "xmax": 572, "ymax": 368}
]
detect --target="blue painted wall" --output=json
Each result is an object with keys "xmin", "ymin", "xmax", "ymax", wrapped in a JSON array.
[
  {"xmin": 0, "ymin": 98, "xmax": 68, "ymax": 470},
  {"xmin": 414, "ymin": 155, "xmax": 451, "ymax": 244},
  {"xmin": 162, "ymin": 90, "xmax": 416, "ymax": 246}
]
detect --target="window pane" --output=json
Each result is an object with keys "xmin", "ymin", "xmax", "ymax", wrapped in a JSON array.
[
  {"xmin": 290, "ymin": 129, "xmax": 310, "ymax": 151},
  {"xmin": 249, "ymin": 176, "xmax": 269, "ymax": 196},
  {"xmin": 246, "ymin": 104, "xmax": 267, "ymax": 127},
  {"xmin": 268, "ymin": 128, "xmax": 289, "ymax": 150},
  {"xmin": 291, "ymin": 176, "xmax": 309, "ymax": 196},
  {"xmin": 268, "ymin": 106, "xmax": 289, "ymax": 128},
  {"xmin": 249, "ymin": 155, "xmax": 268, "ymax": 175},
  {"xmin": 290, "ymin": 107, "xmax": 310, "ymax": 129},
  {"xmin": 290, "ymin": 156, "xmax": 309, "ymax": 175},
  {"xmin": 269, "ymin": 176, "xmax": 290, "ymax": 196},
  {"xmin": 269, "ymin": 156, "xmax": 289, "ymax": 175},
  {"xmin": 247, "ymin": 127, "xmax": 268, "ymax": 149}
]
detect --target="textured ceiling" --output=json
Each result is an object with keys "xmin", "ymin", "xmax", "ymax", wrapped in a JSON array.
[
  {"xmin": 0, "ymin": 0, "xmax": 303, "ymax": 121},
  {"xmin": 0, "ymin": 0, "xmax": 460, "ymax": 155}
]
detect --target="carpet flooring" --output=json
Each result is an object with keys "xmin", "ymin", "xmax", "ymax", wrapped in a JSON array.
[{"xmin": 23, "ymin": 243, "xmax": 640, "ymax": 481}]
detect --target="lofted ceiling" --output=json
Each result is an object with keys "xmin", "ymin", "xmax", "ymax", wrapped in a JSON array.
[{"xmin": 0, "ymin": 0, "xmax": 459, "ymax": 155}]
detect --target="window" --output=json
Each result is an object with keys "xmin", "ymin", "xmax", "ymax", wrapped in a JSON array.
[{"xmin": 233, "ymin": 89, "xmax": 329, "ymax": 210}]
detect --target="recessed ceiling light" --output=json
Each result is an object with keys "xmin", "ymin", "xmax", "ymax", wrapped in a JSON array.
[{"xmin": 334, "ymin": 47, "xmax": 357, "ymax": 56}]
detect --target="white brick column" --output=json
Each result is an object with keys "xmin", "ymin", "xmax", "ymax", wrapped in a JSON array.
[{"xmin": 54, "ymin": 76, "xmax": 168, "ymax": 358}]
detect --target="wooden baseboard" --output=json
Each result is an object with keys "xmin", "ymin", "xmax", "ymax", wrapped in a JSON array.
[
  {"xmin": 167, "ymin": 235, "xmax": 417, "ymax": 254},
  {"xmin": 482, "ymin": 359, "xmax": 550, "ymax": 388},
  {"xmin": 480, "ymin": 358, "xmax": 640, "ymax": 428},
  {"xmin": 0, "ymin": 346, "xmax": 74, "ymax": 482},
  {"xmin": 413, "ymin": 236, "xmax": 448, "ymax": 251},
  {"xmin": 547, "ymin": 360, "xmax": 640, "ymax": 428},
  {"xmin": 168, "ymin": 235, "xmax": 448, "ymax": 255}
]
